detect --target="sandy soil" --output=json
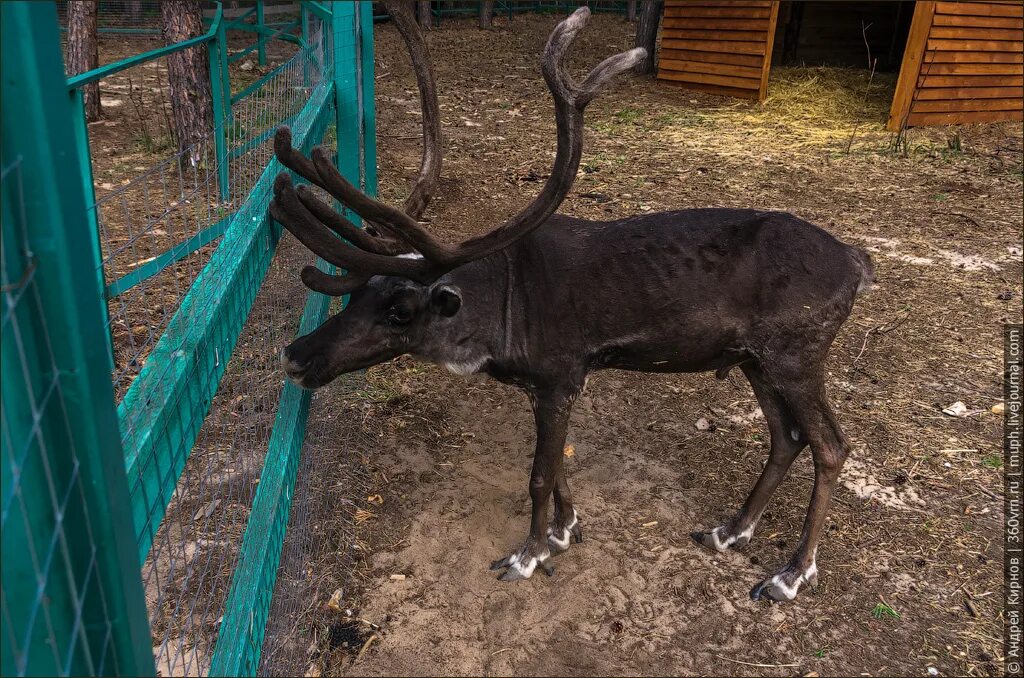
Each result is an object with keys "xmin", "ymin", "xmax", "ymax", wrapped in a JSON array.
[{"xmin": 293, "ymin": 12, "xmax": 1024, "ymax": 678}]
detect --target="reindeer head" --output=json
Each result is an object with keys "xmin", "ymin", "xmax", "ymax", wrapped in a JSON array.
[{"xmin": 272, "ymin": 3, "xmax": 644, "ymax": 389}]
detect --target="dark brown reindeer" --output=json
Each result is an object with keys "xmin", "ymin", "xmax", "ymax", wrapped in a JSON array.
[{"xmin": 269, "ymin": 3, "xmax": 873, "ymax": 602}]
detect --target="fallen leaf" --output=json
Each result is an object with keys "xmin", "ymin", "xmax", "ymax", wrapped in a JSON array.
[
  {"xmin": 192, "ymin": 499, "xmax": 220, "ymax": 521},
  {"xmin": 367, "ymin": 494, "xmax": 384, "ymax": 505},
  {"xmin": 992, "ymin": 402, "xmax": 1005, "ymax": 415},
  {"xmin": 326, "ymin": 588, "xmax": 344, "ymax": 613},
  {"xmin": 563, "ymin": 444, "xmax": 575, "ymax": 458},
  {"xmin": 942, "ymin": 401, "xmax": 968, "ymax": 417}
]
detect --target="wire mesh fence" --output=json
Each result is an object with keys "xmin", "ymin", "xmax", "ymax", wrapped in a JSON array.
[
  {"xmin": 94, "ymin": 34, "xmax": 309, "ymax": 400},
  {"xmin": 1, "ymin": 155, "xmax": 122, "ymax": 677},
  {"xmin": 2, "ymin": 5, "xmax": 153, "ymax": 670},
  {"xmin": 5, "ymin": 2, "xmax": 375, "ymax": 675}
]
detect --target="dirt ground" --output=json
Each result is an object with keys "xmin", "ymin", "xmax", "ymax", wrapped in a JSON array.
[{"xmin": 296, "ymin": 13, "xmax": 1024, "ymax": 678}]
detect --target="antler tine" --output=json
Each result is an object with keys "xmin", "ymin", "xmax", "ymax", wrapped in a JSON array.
[
  {"xmin": 299, "ymin": 265, "xmax": 371, "ymax": 296},
  {"xmin": 449, "ymin": 8, "xmax": 645, "ymax": 259},
  {"xmin": 270, "ymin": 173, "xmax": 436, "ymax": 282},
  {"xmin": 274, "ymin": 127, "xmax": 325, "ymax": 188},
  {"xmin": 382, "ymin": 0, "xmax": 442, "ymax": 221},
  {"xmin": 295, "ymin": 184, "xmax": 407, "ymax": 256},
  {"xmin": 309, "ymin": 147, "xmax": 457, "ymax": 264}
]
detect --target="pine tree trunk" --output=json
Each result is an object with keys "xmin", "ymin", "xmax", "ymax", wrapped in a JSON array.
[
  {"xmin": 128, "ymin": 0, "xmax": 142, "ymax": 25},
  {"xmin": 67, "ymin": 1, "xmax": 102, "ymax": 122},
  {"xmin": 417, "ymin": 1, "xmax": 433, "ymax": 29},
  {"xmin": 160, "ymin": 0, "xmax": 214, "ymax": 163},
  {"xmin": 479, "ymin": 0, "xmax": 493, "ymax": 28},
  {"xmin": 634, "ymin": 0, "xmax": 661, "ymax": 74},
  {"xmin": 627, "ymin": 0, "xmax": 638, "ymax": 22}
]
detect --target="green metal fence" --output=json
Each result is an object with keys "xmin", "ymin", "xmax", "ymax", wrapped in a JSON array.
[{"xmin": 2, "ymin": 1, "xmax": 376, "ymax": 675}]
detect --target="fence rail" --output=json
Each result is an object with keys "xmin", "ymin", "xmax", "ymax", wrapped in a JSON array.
[{"xmin": 2, "ymin": 2, "xmax": 376, "ymax": 675}]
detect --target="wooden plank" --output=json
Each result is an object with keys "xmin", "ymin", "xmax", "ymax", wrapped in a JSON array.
[
  {"xmin": 919, "ymin": 73, "xmax": 1024, "ymax": 86},
  {"xmin": 661, "ymin": 38, "xmax": 767, "ymax": 54},
  {"xmin": 906, "ymin": 109, "xmax": 1024, "ymax": 125},
  {"xmin": 665, "ymin": 0, "xmax": 771, "ymax": 6},
  {"xmin": 888, "ymin": 2, "xmax": 937, "ymax": 131},
  {"xmin": 932, "ymin": 13, "xmax": 1024, "ymax": 28},
  {"xmin": 920, "ymin": 60, "xmax": 1024, "ymax": 73},
  {"xmin": 758, "ymin": 1, "xmax": 780, "ymax": 101},
  {"xmin": 662, "ymin": 17, "xmax": 771, "ymax": 30},
  {"xmin": 659, "ymin": 58, "xmax": 764, "ymax": 79},
  {"xmin": 657, "ymin": 69, "xmax": 761, "ymax": 90},
  {"xmin": 660, "ymin": 48, "xmax": 764, "ymax": 67},
  {"xmin": 924, "ymin": 49, "xmax": 1024, "ymax": 63},
  {"xmin": 935, "ymin": 1, "xmax": 1023, "ymax": 17},
  {"xmin": 930, "ymin": 26, "xmax": 1024, "ymax": 40},
  {"xmin": 662, "ymin": 28, "xmax": 768, "ymax": 41},
  {"xmin": 658, "ymin": 78, "xmax": 761, "ymax": 99},
  {"xmin": 916, "ymin": 85, "xmax": 1023, "ymax": 98},
  {"xmin": 664, "ymin": 6, "xmax": 772, "ymax": 19},
  {"xmin": 926, "ymin": 38, "xmax": 1024, "ymax": 51},
  {"xmin": 912, "ymin": 97, "xmax": 1022, "ymax": 112}
]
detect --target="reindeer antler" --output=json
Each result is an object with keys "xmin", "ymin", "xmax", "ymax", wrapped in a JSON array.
[{"xmin": 270, "ymin": 6, "xmax": 645, "ymax": 295}]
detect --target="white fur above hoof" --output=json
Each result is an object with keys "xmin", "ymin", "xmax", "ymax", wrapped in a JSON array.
[
  {"xmin": 691, "ymin": 524, "xmax": 754, "ymax": 552},
  {"xmin": 546, "ymin": 509, "xmax": 582, "ymax": 552},
  {"xmin": 750, "ymin": 561, "xmax": 818, "ymax": 602},
  {"xmin": 490, "ymin": 544, "xmax": 554, "ymax": 581}
]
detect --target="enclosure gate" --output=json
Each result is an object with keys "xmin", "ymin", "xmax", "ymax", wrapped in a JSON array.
[{"xmin": 1, "ymin": 2, "xmax": 376, "ymax": 675}]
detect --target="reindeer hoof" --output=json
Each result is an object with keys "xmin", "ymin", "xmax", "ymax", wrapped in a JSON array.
[
  {"xmin": 691, "ymin": 524, "xmax": 753, "ymax": 552},
  {"xmin": 546, "ymin": 509, "xmax": 582, "ymax": 552},
  {"xmin": 750, "ymin": 562, "xmax": 819, "ymax": 602},
  {"xmin": 490, "ymin": 542, "xmax": 553, "ymax": 581}
]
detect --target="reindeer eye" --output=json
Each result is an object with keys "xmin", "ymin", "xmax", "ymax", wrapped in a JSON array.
[{"xmin": 385, "ymin": 305, "xmax": 414, "ymax": 326}]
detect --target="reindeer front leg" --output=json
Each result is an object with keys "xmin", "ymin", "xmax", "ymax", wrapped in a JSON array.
[{"xmin": 490, "ymin": 388, "xmax": 577, "ymax": 581}]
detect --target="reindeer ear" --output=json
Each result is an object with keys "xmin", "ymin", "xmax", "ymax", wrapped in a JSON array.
[{"xmin": 429, "ymin": 285, "xmax": 462, "ymax": 317}]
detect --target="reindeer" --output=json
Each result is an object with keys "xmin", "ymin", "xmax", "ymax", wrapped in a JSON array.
[{"xmin": 268, "ymin": 3, "xmax": 873, "ymax": 602}]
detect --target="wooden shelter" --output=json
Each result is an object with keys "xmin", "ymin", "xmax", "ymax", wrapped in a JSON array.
[{"xmin": 656, "ymin": 1, "xmax": 1024, "ymax": 130}]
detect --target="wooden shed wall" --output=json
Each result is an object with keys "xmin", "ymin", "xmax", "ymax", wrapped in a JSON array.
[
  {"xmin": 888, "ymin": 1, "xmax": 1024, "ymax": 129},
  {"xmin": 657, "ymin": 1, "xmax": 780, "ymax": 100}
]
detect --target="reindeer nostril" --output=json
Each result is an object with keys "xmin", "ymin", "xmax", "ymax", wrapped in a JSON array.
[{"xmin": 280, "ymin": 347, "xmax": 306, "ymax": 376}]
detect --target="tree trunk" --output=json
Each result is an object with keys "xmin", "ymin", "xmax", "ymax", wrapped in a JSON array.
[
  {"xmin": 627, "ymin": 0, "xmax": 638, "ymax": 22},
  {"xmin": 417, "ymin": 1, "xmax": 432, "ymax": 29},
  {"xmin": 634, "ymin": 0, "xmax": 661, "ymax": 74},
  {"xmin": 66, "ymin": 1, "xmax": 102, "ymax": 122},
  {"xmin": 479, "ymin": 0, "xmax": 493, "ymax": 28},
  {"xmin": 128, "ymin": 0, "xmax": 143, "ymax": 25},
  {"xmin": 160, "ymin": 0, "xmax": 214, "ymax": 163}
]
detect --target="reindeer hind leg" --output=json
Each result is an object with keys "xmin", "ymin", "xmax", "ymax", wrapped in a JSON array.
[
  {"xmin": 692, "ymin": 362, "xmax": 808, "ymax": 552},
  {"xmin": 748, "ymin": 367, "xmax": 849, "ymax": 602}
]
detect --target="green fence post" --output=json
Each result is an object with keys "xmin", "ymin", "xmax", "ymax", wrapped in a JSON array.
[
  {"xmin": 256, "ymin": 0, "xmax": 266, "ymax": 66},
  {"xmin": 209, "ymin": 14, "xmax": 231, "ymax": 201},
  {"xmin": 0, "ymin": 2, "xmax": 154, "ymax": 676},
  {"xmin": 69, "ymin": 87, "xmax": 117, "ymax": 366},
  {"xmin": 332, "ymin": 1, "xmax": 360, "ymax": 205},
  {"xmin": 359, "ymin": 0, "xmax": 378, "ymax": 197}
]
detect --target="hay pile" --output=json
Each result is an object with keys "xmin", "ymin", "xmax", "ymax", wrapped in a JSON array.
[{"xmin": 660, "ymin": 66, "xmax": 898, "ymax": 153}]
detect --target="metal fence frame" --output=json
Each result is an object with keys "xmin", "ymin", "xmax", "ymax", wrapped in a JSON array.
[{"xmin": 1, "ymin": 1, "xmax": 376, "ymax": 675}]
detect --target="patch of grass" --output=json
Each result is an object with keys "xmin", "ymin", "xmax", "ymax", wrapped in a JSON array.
[
  {"xmin": 614, "ymin": 107, "xmax": 642, "ymax": 124},
  {"xmin": 133, "ymin": 132, "xmax": 174, "ymax": 155},
  {"xmin": 814, "ymin": 648, "xmax": 828, "ymax": 658},
  {"xmin": 871, "ymin": 602, "xmax": 900, "ymax": 620},
  {"xmin": 654, "ymin": 111, "xmax": 716, "ymax": 130},
  {"xmin": 982, "ymin": 455, "xmax": 1003, "ymax": 469}
]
